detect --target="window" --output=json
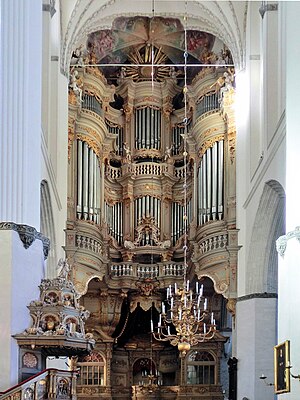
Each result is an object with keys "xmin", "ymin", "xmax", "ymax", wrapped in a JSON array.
[
  {"xmin": 77, "ymin": 351, "xmax": 105, "ymax": 386},
  {"xmin": 186, "ymin": 351, "xmax": 216, "ymax": 385}
]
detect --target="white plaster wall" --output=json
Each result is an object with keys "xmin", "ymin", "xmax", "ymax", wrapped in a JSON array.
[
  {"xmin": 236, "ymin": 297, "xmax": 277, "ymax": 400},
  {"xmin": 236, "ymin": 1, "xmax": 286, "ymax": 297},
  {"xmin": 278, "ymin": 239, "xmax": 300, "ymax": 399},
  {"xmin": 285, "ymin": 2, "xmax": 300, "ymax": 232},
  {"xmin": 276, "ymin": 3, "xmax": 300, "ymax": 398},
  {"xmin": 41, "ymin": 3, "xmax": 69, "ymax": 276},
  {"xmin": 0, "ymin": 231, "xmax": 44, "ymax": 391}
]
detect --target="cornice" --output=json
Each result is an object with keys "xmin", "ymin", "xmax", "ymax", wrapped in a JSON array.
[
  {"xmin": 276, "ymin": 226, "xmax": 300, "ymax": 257},
  {"xmin": 0, "ymin": 222, "xmax": 50, "ymax": 259},
  {"xmin": 237, "ymin": 292, "xmax": 277, "ymax": 302}
]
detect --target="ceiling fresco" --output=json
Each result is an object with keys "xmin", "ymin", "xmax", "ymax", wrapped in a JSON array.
[{"xmin": 86, "ymin": 16, "xmax": 232, "ymax": 82}]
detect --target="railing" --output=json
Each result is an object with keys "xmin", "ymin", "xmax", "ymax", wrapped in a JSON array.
[
  {"xmin": 110, "ymin": 262, "xmax": 184, "ymax": 279},
  {"xmin": 105, "ymin": 162, "xmax": 171, "ymax": 180},
  {"xmin": 134, "ymin": 162, "xmax": 162, "ymax": 176},
  {"xmin": 174, "ymin": 165, "xmax": 186, "ymax": 178},
  {"xmin": 0, "ymin": 369, "xmax": 77, "ymax": 400},
  {"xmin": 76, "ymin": 234, "xmax": 102, "ymax": 255},
  {"xmin": 198, "ymin": 233, "xmax": 228, "ymax": 255},
  {"xmin": 105, "ymin": 165, "xmax": 122, "ymax": 179}
]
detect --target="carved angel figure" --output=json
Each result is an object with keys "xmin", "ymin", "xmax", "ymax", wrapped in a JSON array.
[
  {"xmin": 57, "ymin": 258, "xmax": 71, "ymax": 279},
  {"xmin": 69, "ymin": 68, "xmax": 83, "ymax": 104}
]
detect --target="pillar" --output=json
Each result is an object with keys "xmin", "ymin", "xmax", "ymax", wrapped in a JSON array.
[{"xmin": 0, "ymin": 0, "xmax": 46, "ymax": 390}]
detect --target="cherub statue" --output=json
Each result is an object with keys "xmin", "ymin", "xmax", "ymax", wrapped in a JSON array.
[
  {"xmin": 123, "ymin": 142, "xmax": 131, "ymax": 162},
  {"xmin": 69, "ymin": 68, "xmax": 83, "ymax": 104},
  {"xmin": 164, "ymin": 145, "xmax": 172, "ymax": 162}
]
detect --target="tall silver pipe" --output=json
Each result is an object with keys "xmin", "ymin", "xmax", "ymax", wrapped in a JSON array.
[
  {"xmin": 83, "ymin": 143, "xmax": 89, "ymax": 220},
  {"xmin": 89, "ymin": 148, "xmax": 94, "ymax": 219},
  {"xmin": 218, "ymin": 140, "xmax": 224, "ymax": 219},
  {"xmin": 207, "ymin": 148, "xmax": 211, "ymax": 221},
  {"xmin": 212, "ymin": 143, "xmax": 218, "ymax": 220},
  {"xmin": 77, "ymin": 140, "xmax": 83, "ymax": 219},
  {"xmin": 202, "ymin": 153, "xmax": 207, "ymax": 223},
  {"xmin": 198, "ymin": 163, "xmax": 202, "ymax": 225}
]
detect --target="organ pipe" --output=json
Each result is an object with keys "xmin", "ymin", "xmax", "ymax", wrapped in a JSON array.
[
  {"xmin": 198, "ymin": 141, "xmax": 224, "ymax": 225},
  {"xmin": 134, "ymin": 196, "xmax": 161, "ymax": 228},
  {"xmin": 218, "ymin": 140, "xmax": 224, "ymax": 220},
  {"xmin": 76, "ymin": 140, "xmax": 101, "ymax": 223},
  {"xmin": 171, "ymin": 201, "xmax": 192, "ymax": 245},
  {"xmin": 83, "ymin": 143, "xmax": 89, "ymax": 219},
  {"xmin": 104, "ymin": 202, "xmax": 124, "ymax": 245},
  {"xmin": 77, "ymin": 141, "xmax": 83, "ymax": 219},
  {"xmin": 135, "ymin": 107, "xmax": 161, "ymax": 150}
]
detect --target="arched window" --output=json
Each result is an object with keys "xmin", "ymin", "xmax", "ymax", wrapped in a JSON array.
[
  {"xmin": 186, "ymin": 351, "xmax": 216, "ymax": 385},
  {"xmin": 77, "ymin": 351, "xmax": 105, "ymax": 386}
]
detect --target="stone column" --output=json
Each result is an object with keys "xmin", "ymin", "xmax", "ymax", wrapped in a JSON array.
[{"xmin": 0, "ymin": 0, "xmax": 45, "ymax": 390}]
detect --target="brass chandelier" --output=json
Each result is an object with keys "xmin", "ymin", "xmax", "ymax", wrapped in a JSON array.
[{"xmin": 151, "ymin": 0, "xmax": 216, "ymax": 356}]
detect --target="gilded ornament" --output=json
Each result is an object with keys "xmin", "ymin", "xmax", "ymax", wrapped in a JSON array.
[
  {"xmin": 199, "ymin": 135, "xmax": 225, "ymax": 157},
  {"xmin": 76, "ymin": 134, "xmax": 101, "ymax": 159}
]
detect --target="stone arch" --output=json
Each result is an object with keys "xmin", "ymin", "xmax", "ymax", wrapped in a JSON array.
[
  {"xmin": 40, "ymin": 180, "xmax": 57, "ymax": 278},
  {"xmin": 246, "ymin": 180, "xmax": 285, "ymax": 294}
]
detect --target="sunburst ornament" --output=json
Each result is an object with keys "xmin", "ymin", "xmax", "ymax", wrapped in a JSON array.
[{"xmin": 124, "ymin": 45, "xmax": 173, "ymax": 82}]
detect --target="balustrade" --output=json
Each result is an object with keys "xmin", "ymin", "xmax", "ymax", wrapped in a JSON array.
[
  {"xmin": 198, "ymin": 234, "xmax": 228, "ymax": 255},
  {"xmin": 76, "ymin": 235, "xmax": 102, "ymax": 254},
  {"xmin": 0, "ymin": 369, "xmax": 77, "ymax": 400},
  {"xmin": 110, "ymin": 262, "xmax": 184, "ymax": 278}
]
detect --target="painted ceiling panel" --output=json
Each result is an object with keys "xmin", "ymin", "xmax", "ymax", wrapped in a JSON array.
[{"xmin": 61, "ymin": 0, "xmax": 248, "ymax": 73}]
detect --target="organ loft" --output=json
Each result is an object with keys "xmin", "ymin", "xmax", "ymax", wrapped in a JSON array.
[{"xmin": 15, "ymin": 16, "xmax": 239, "ymax": 400}]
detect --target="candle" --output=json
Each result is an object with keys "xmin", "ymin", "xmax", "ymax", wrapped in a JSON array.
[
  {"xmin": 211, "ymin": 312, "xmax": 214, "ymax": 324},
  {"xmin": 204, "ymin": 323, "xmax": 206, "ymax": 334},
  {"xmin": 151, "ymin": 319, "xmax": 154, "ymax": 332},
  {"xmin": 196, "ymin": 282, "xmax": 199, "ymax": 293}
]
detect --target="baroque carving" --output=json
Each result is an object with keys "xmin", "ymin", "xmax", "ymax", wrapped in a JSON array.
[
  {"xmin": 13, "ymin": 259, "xmax": 95, "ymax": 351},
  {"xmin": 199, "ymin": 135, "xmax": 225, "ymax": 158},
  {"xmin": 76, "ymin": 133, "xmax": 101, "ymax": 158}
]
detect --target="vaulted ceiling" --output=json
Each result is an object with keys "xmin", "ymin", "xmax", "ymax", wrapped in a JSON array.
[{"xmin": 60, "ymin": 0, "xmax": 249, "ymax": 74}]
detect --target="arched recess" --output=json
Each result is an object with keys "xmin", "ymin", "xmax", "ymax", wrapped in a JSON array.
[
  {"xmin": 40, "ymin": 180, "xmax": 57, "ymax": 278},
  {"xmin": 246, "ymin": 180, "xmax": 285, "ymax": 294}
]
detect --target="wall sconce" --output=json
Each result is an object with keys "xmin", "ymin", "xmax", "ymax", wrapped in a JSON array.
[
  {"xmin": 259, "ymin": 1, "xmax": 278, "ymax": 19},
  {"xmin": 286, "ymin": 363, "xmax": 300, "ymax": 380},
  {"xmin": 259, "ymin": 374, "xmax": 274, "ymax": 386}
]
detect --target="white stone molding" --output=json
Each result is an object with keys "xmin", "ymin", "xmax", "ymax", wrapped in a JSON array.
[
  {"xmin": 0, "ymin": 222, "xmax": 50, "ymax": 259},
  {"xmin": 276, "ymin": 226, "xmax": 300, "ymax": 257}
]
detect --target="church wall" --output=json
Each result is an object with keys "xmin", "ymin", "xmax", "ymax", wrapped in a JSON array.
[
  {"xmin": 235, "ymin": 2, "xmax": 286, "ymax": 399},
  {"xmin": 276, "ymin": 2, "xmax": 300, "ymax": 399},
  {"xmin": 41, "ymin": 1, "xmax": 69, "ymax": 276}
]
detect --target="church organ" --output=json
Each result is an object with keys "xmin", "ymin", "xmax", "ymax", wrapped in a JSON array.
[{"xmin": 66, "ymin": 18, "xmax": 239, "ymax": 400}]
